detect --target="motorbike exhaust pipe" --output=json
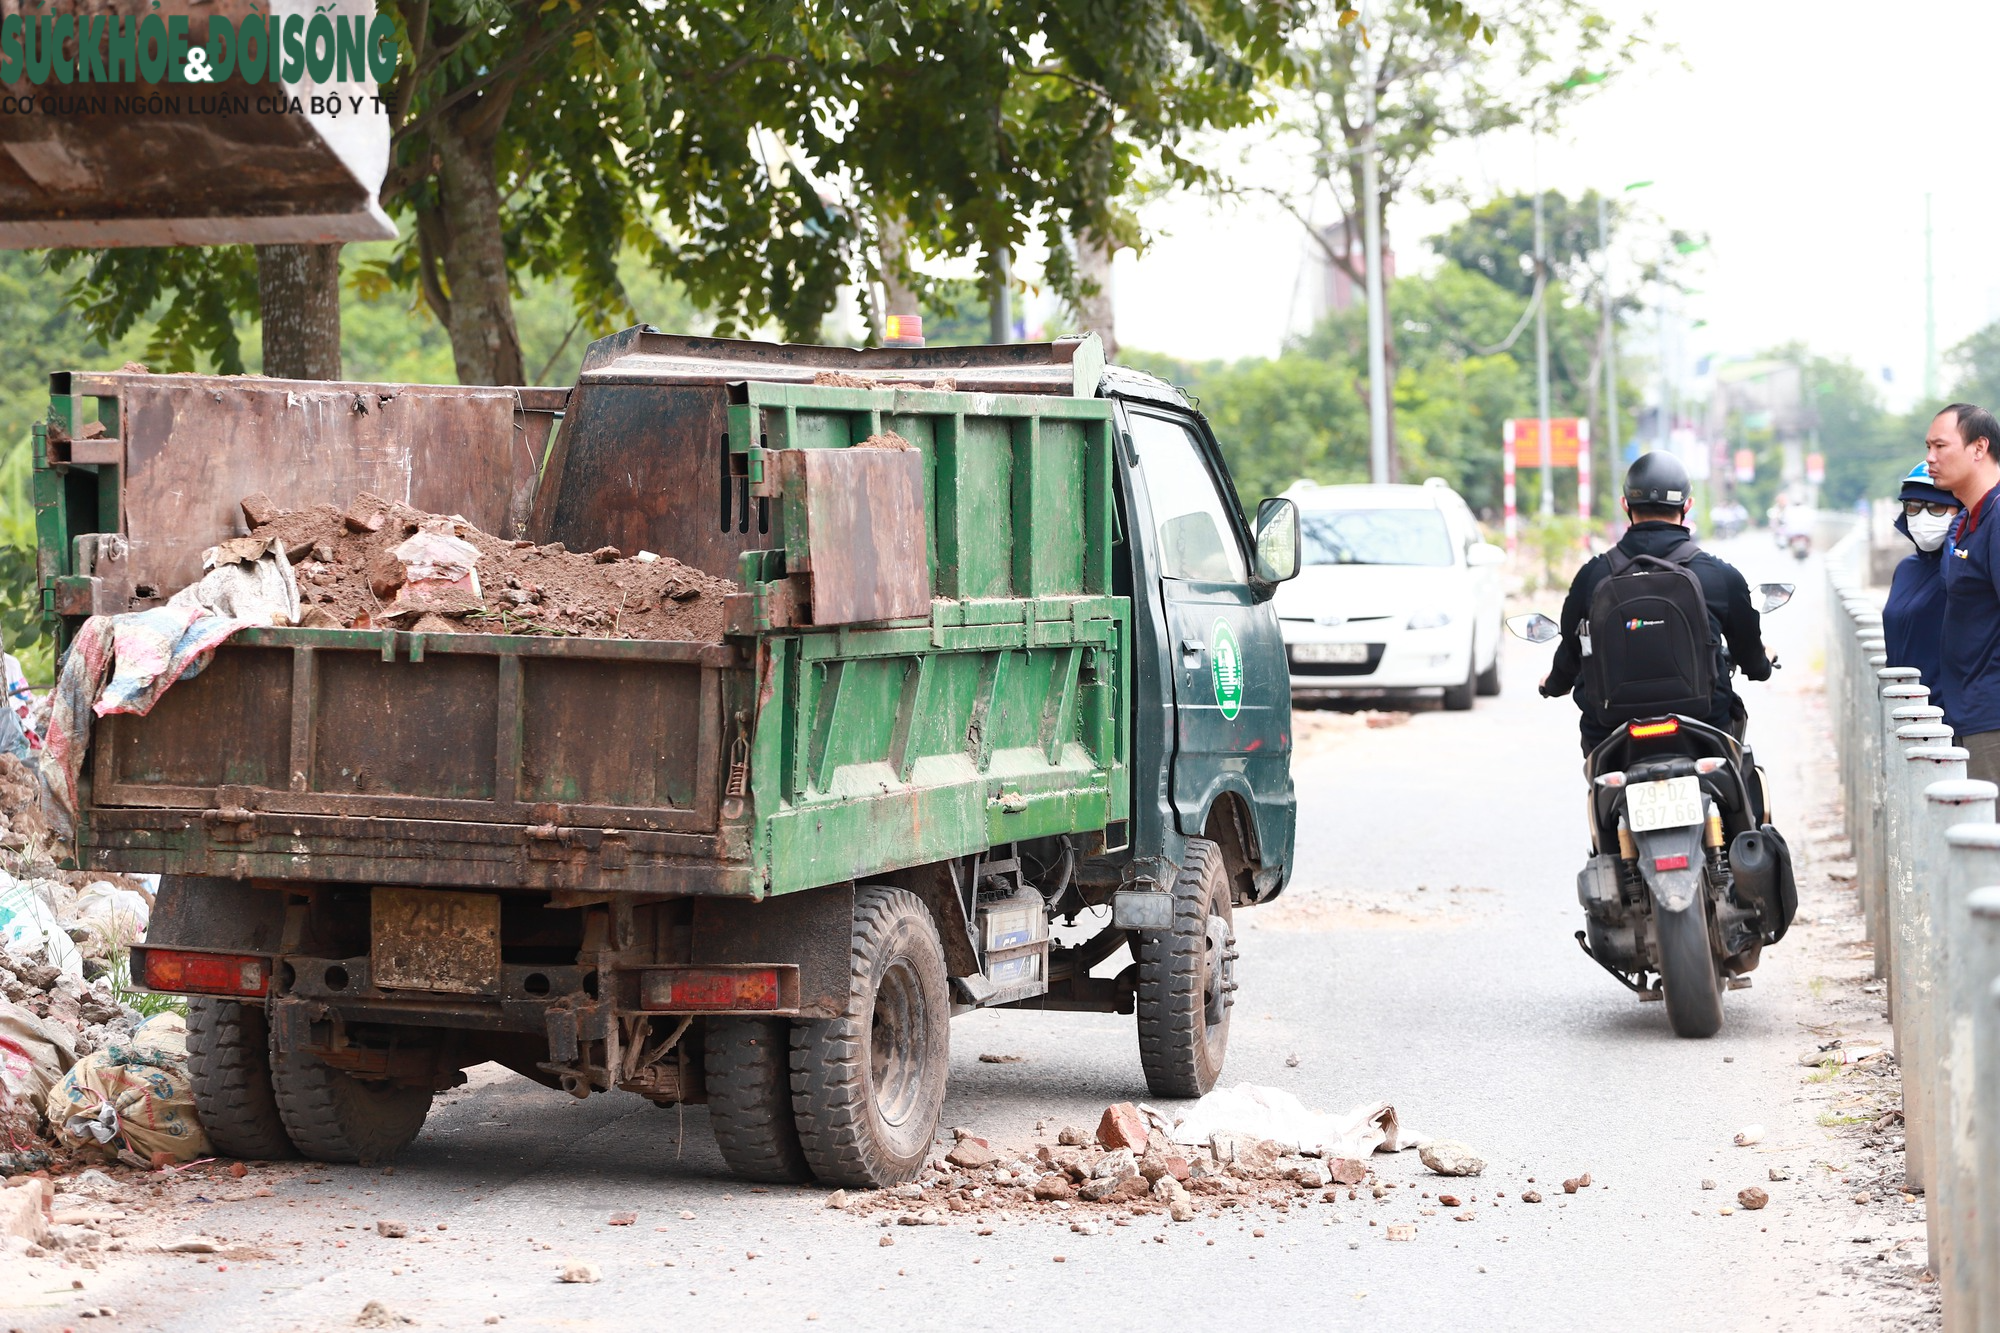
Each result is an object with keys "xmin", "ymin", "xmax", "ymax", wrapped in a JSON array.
[{"xmin": 1729, "ymin": 826, "xmax": 1796, "ymax": 942}]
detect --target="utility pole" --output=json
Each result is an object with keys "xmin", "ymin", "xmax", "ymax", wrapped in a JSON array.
[
  {"xmin": 1599, "ymin": 193, "xmax": 1619, "ymax": 503},
  {"xmin": 1925, "ymin": 193, "xmax": 1938, "ymax": 403},
  {"xmin": 1533, "ymin": 133, "xmax": 1553, "ymax": 517},
  {"xmin": 988, "ymin": 247, "xmax": 1012, "ymax": 344},
  {"xmin": 1657, "ymin": 298, "xmax": 1672, "ymax": 451},
  {"xmin": 1360, "ymin": 1, "xmax": 1390, "ymax": 485}
]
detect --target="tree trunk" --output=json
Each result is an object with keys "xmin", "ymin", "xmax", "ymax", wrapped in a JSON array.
[
  {"xmin": 431, "ymin": 110, "xmax": 525, "ymax": 386},
  {"xmin": 878, "ymin": 211, "xmax": 919, "ymax": 339},
  {"xmin": 1379, "ymin": 224, "xmax": 1399, "ymax": 482},
  {"xmin": 255, "ymin": 244, "xmax": 344, "ymax": 380},
  {"xmin": 1074, "ymin": 228, "xmax": 1118, "ymax": 357}
]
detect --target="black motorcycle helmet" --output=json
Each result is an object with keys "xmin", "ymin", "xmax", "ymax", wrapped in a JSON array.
[{"xmin": 1622, "ymin": 451, "xmax": 1691, "ymax": 512}]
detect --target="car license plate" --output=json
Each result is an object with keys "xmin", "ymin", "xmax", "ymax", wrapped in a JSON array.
[
  {"xmin": 371, "ymin": 888, "xmax": 501, "ymax": 994},
  {"xmin": 1625, "ymin": 776, "xmax": 1703, "ymax": 834},
  {"xmin": 1292, "ymin": 642, "xmax": 1369, "ymax": 664}
]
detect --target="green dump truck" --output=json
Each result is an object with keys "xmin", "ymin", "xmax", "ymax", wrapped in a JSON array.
[{"xmin": 37, "ymin": 331, "xmax": 1300, "ymax": 1186}]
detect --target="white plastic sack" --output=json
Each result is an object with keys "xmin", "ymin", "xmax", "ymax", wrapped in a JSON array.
[
  {"xmin": 168, "ymin": 536, "xmax": 300, "ymax": 625},
  {"xmin": 1164, "ymin": 1083, "xmax": 1422, "ymax": 1159},
  {"xmin": 67, "ymin": 882, "xmax": 152, "ymax": 958},
  {"xmin": 0, "ymin": 872, "xmax": 84, "ymax": 981}
]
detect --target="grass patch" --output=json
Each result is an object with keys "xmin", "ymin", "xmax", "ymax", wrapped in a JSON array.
[
  {"xmin": 1818, "ymin": 1111, "xmax": 1873, "ymax": 1128},
  {"xmin": 1806, "ymin": 1060, "xmax": 1844, "ymax": 1084},
  {"xmin": 106, "ymin": 945, "xmax": 186, "ymax": 1020}
]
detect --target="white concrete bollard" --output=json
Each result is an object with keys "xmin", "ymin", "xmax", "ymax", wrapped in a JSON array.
[
  {"xmin": 1965, "ymin": 884, "xmax": 2000, "ymax": 1333},
  {"xmin": 1855, "ymin": 643, "xmax": 1887, "ymax": 946},
  {"xmin": 1920, "ymin": 780, "xmax": 1998, "ymax": 1304},
  {"xmin": 1899, "ymin": 746, "xmax": 1968, "ymax": 1192},
  {"xmin": 1876, "ymin": 676, "xmax": 1929, "ymax": 976},
  {"xmin": 1941, "ymin": 824, "xmax": 2000, "ymax": 1332}
]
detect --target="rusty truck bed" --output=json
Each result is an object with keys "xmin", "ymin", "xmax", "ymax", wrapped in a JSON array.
[{"xmin": 78, "ymin": 625, "xmax": 756, "ymax": 896}]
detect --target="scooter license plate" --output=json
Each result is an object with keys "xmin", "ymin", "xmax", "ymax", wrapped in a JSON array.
[{"xmin": 1626, "ymin": 776, "xmax": 1703, "ymax": 833}]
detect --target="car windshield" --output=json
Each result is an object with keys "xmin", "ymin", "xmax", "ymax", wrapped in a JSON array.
[{"xmin": 1300, "ymin": 508, "xmax": 1454, "ymax": 567}]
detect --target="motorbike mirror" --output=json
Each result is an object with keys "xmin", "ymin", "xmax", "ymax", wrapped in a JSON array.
[
  {"xmin": 1506, "ymin": 612, "xmax": 1561, "ymax": 644},
  {"xmin": 1756, "ymin": 583, "xmax": 1795, "ymax": 614}
]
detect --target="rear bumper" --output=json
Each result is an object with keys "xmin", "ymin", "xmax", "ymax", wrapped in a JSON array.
[{"xmin": 80, "ymin": 807, "xmax": 759, "ymax": 897}]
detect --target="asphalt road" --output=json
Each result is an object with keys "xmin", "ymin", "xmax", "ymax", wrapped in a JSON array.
[{"xmin": 10, "ymin": 538, "xmax": 1894, "ymax": 1333}]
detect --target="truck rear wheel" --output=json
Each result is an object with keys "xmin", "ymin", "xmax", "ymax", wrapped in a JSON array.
[
  {"xmin": 790, "ymin": 886, "xmax": 949, "ymax": 1189},
  {"xmin": 705, "ymin": 1018, "xmax": 812, "ymax": 1183},
  {"xmin": 185, "ymin": 998, "xmax": 296, "ymax": 1160},
  {"xmin": 268, "ymin": 1030, "xmax": 435, "ymax": 1165},
  {"xmin": 1137, "ymin": 838, "xmax": 1236, "ymax": 1098}
]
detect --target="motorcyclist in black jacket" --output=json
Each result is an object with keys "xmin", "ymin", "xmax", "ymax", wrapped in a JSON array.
[{"xmin": 1540, "ymin": 452, "xmax": 1776, "ymax": 752}]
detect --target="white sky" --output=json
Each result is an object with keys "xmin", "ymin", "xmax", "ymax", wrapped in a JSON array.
[{"xmin": 1113, "ymin": 0, "xmax": 1997, "ymax": 414}]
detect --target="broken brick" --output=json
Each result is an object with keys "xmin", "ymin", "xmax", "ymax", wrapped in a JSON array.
[{"xmin": 1096, "ymin": 1103, "xmax": 1148, "ymax": 1153}]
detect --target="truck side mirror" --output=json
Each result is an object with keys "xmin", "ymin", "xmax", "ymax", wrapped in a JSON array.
[{"xmin": 1253, "ymin": 498, "xmax": 1301, "ymax": 585}]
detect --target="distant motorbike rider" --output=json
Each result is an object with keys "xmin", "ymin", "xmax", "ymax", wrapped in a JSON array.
[
  {"xmin": 1883, "ymin": 460, "xmax": 1958, "ymax": 698},
  {"xmin": 1539, "ymin": 452, "xmax": 1775, "ymax": 752}
]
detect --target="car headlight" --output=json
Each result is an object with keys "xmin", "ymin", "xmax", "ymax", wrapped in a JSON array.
[{"xmin": 1406, "ymin": 609, "xmax": 1454, "ymax": 630}]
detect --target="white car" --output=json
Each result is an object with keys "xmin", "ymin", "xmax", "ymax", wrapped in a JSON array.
[{"xmin": 1274, "ymin": 479, "xmax": 1507, "ymax": 710}]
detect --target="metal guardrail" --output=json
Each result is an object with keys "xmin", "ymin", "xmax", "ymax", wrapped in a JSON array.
[{"xmin": 1825, "ymin": 524, "xmax": 2000, "ymax": 1330}]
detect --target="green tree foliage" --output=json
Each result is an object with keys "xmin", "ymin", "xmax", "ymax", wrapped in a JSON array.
[
  {"xmin": 1808, "ymin": 358, "xmax": 1912, "ymax": 510},
  {"xmin": 1126, "ymin": 239, "xmax": 1623, "ymax": 517},
  {"xmin": 1947, "ymin": 320, "xmax": 2000, "ymax": 417},
  {"xmin": 40, "ymin": 0, "xmax": 1297, "ymax": 382}
]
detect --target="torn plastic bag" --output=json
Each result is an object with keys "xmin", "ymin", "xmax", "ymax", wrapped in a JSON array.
[
  {"xmin": 1162, "ymin": 1083, "xmax": 1423, "ymax": 1159},
  {"xmin": 168, "ymin": 535, "xmax": 300, "ymax": 625},
  {"xmin": 386, "ymin": 528, "xmax": 483, "ymax": 619},
  {"xmin": 0, "ymin": 873, "xmax": 84, "ymax": 981}
]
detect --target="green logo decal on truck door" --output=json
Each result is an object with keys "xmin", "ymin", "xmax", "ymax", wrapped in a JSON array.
[{"xmin": 1211, "ymin": 618, "xmax": 1243, "ymax": 720}]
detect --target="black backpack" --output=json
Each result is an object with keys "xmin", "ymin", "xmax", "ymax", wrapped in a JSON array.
[{"xmin": 1582, "ymin": 538, "xmax": 1718, "ymax": 723}]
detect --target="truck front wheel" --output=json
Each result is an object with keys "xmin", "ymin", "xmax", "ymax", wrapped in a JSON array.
[
  {"xmin": 705, "ymin": 1018, "xmax": 812, "ymax": 1183},
  {"xmin": 185, "ymin": 998, "xmax": 296, "ymax": 1160},
  {"xmin": 268, "ymin": 1030, "xmax": 435, "ymax": 1165},
  {"xmin": 789, "ymin": 885, "xmax": 949, "ymax": 1188},
  {"xmin": 1136, "ymin": 838, "xmax": 1236, "ymax": 1098}
]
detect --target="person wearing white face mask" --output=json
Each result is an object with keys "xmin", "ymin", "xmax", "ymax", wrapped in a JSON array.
[{"xmin": 1883, "ymin": 460, "xmax": 1959, "ymax": 705}]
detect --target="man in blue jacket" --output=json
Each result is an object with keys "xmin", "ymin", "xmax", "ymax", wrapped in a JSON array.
[
  {"xmin": 1883, "ymin": 461, "xmax": 1958, "ymax": 695},
  {"xmin": 1928, "ymin": 402, "xmax": 2000, "ymax": 785}
]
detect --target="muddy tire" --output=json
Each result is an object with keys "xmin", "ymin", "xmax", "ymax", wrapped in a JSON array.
[
  {"xmin": 1657, "ymin": 902, "xmax": 1725, "ymax": 1039},
  {"xmin": 1136, "ymin": 838, "xmax": 1236, "ymax": 1098},
  {"xmin": 268, "ymin": 1029, "xmax": 434, "ymax": 1165},
  {"xmin": 1443, "ymin": 658, "xmax": 1477, "ymax": 711},
  {"xmin": 1476, "ymin": 652, "xmax": 1501, "ymax": 697},
  {"xmin": 706, "ymin": 1018, "xmax": 812, "ymax": 1183},
  {"xmin": 185, "ymin": 998, "xmax": 296, "ymax": 1160},
  {"xmin": 790, "ymin": 886, "xmax": 949, "ymax": 1189}
]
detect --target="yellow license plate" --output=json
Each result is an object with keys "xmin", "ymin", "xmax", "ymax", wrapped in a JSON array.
[{"xmin": 371, "ymin": 888, "xmax": 501, "ymax": 994}]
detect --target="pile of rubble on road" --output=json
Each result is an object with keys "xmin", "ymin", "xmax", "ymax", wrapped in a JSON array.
[
  {"xmin": 833, "ymin": 1097, "xmax": 1414, "ymax": 1231},
  {"xmin": 240, "ymin": 490, "xmax": 738, "ymax": 639}
]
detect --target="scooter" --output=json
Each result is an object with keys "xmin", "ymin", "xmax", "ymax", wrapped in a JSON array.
[
  {"xmin": 1788, "ymin": 531, "xmax": 1811, "ymax": 561},
  {"xmin": 1509, "ymin": 583, "xmax": 1799, "ymax": 1037}
]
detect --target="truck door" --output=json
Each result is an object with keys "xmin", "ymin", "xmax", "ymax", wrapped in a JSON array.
[{"xmin": 1120, "ymin": 404, "xmax": 1291, "ymax": 854}]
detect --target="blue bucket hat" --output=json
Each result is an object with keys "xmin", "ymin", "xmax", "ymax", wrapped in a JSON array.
[{"xmin": 1899, "ymin": 461, "xmax": 1958, "ymax": 508}]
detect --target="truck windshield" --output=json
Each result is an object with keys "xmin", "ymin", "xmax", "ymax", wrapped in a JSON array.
[{"xmin": 1301, "ymin": 509, "xmax": 1454, "ymax": 567}]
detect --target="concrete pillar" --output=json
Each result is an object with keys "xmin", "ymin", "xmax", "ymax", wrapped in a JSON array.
[
  {"xmin": 1899, "ymin": 746, "xmax": 1968, "ymax": 1191},
  {"xmin": 1920, "ymin": 779, "xmax": 1997, "ymax": 1301}
]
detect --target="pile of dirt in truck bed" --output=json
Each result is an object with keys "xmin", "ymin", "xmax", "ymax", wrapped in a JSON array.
[{"xmin": 238, "ymin": 492, "xmax": 738, "ymax": 640}]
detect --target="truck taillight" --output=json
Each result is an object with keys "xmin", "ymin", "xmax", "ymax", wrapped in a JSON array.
[
  {"xmin": 637, "ymin": 965, "xmax": 800, "ymax": 1013},
  {"xmin": 139, "ymin": 948, "xmax": 269, "ymax": 998}
]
